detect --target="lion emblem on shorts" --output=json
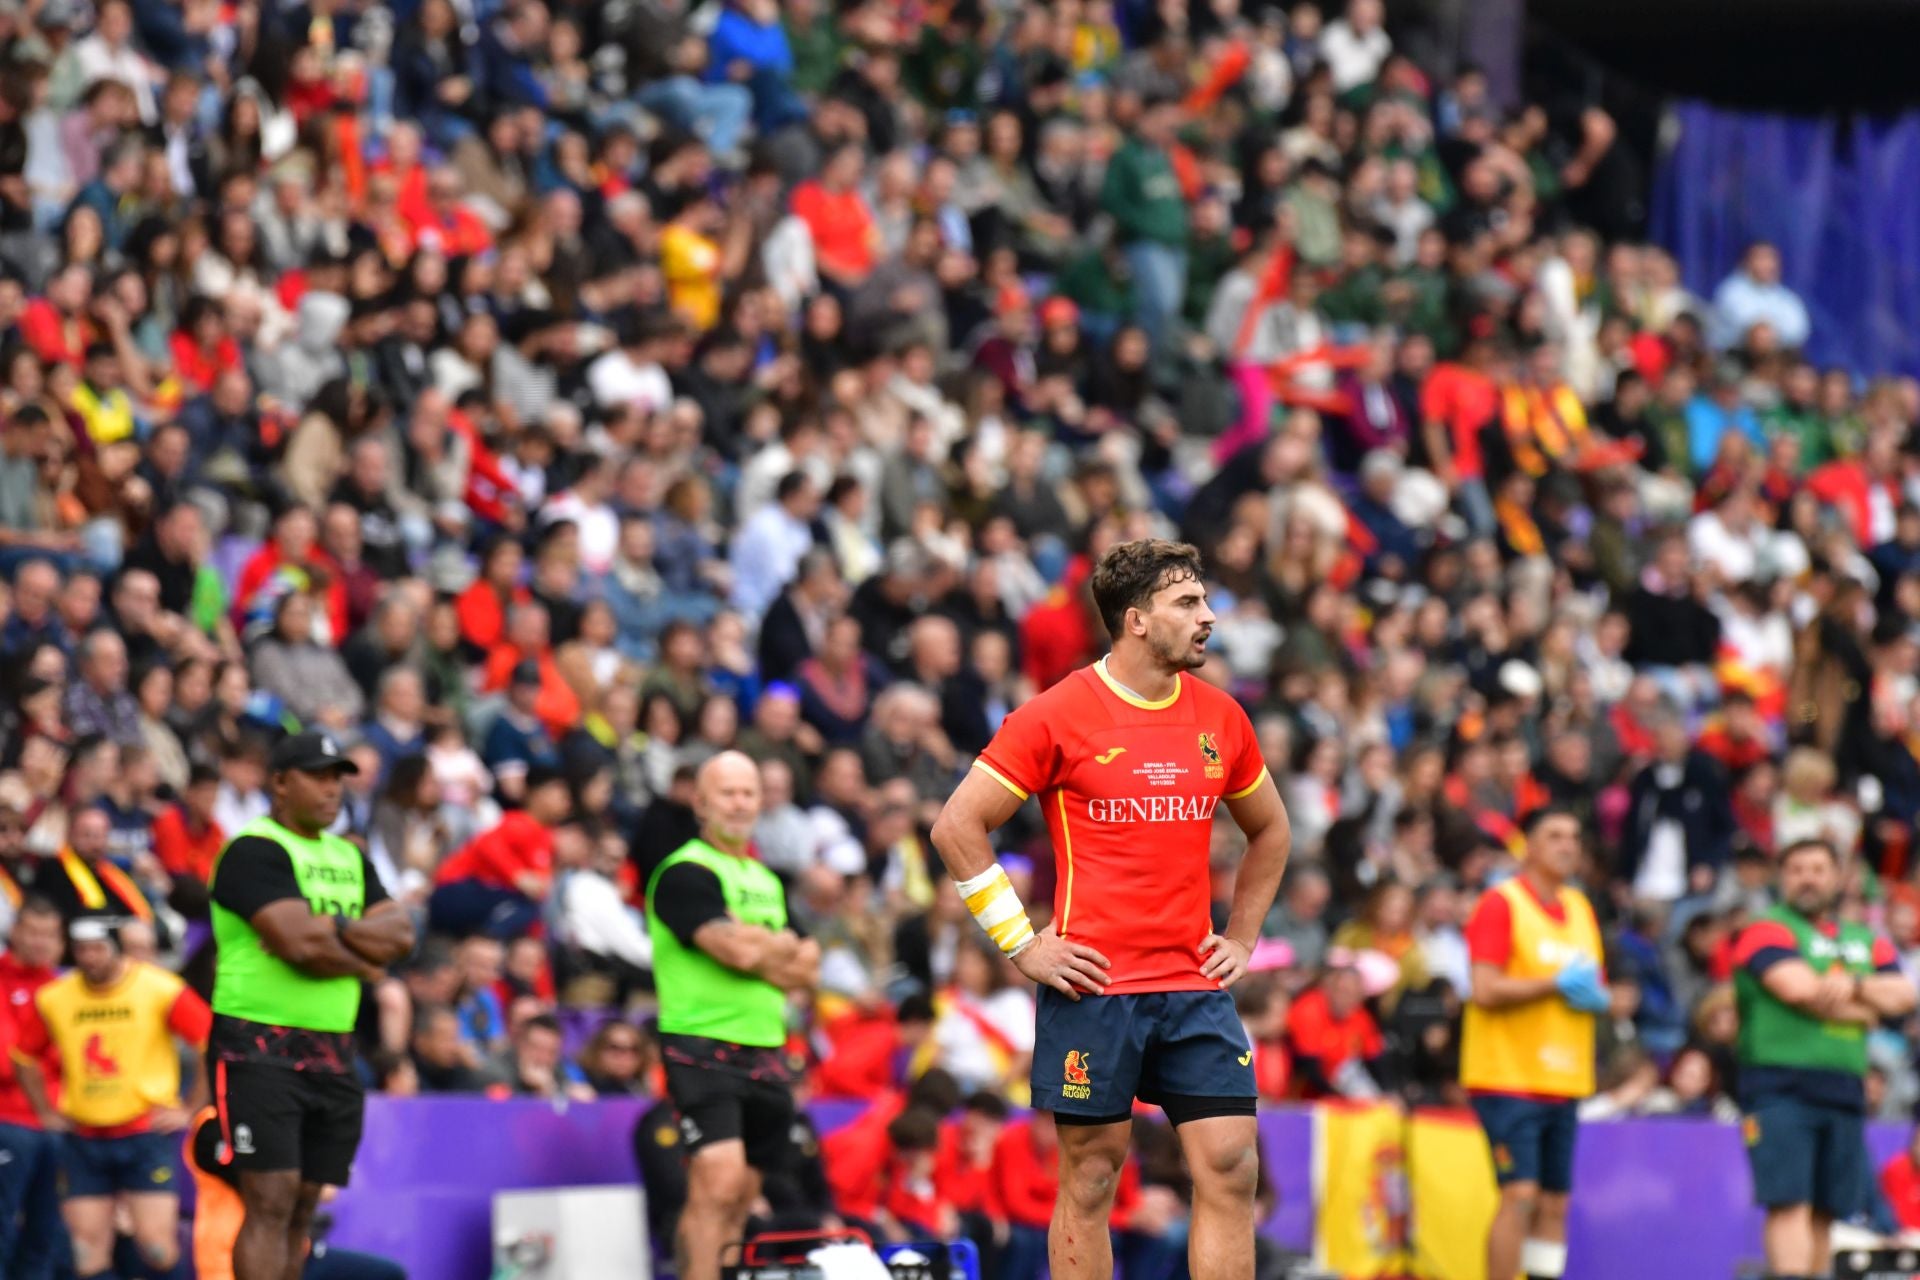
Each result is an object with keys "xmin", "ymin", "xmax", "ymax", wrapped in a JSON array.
[{"xmin": 1063, "ymin": 1051, "xmax": 1092, "ymax": 1086}]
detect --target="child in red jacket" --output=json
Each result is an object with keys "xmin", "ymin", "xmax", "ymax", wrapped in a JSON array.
[{"xmin": 882, "ymin": 1108, "xmax": 960, "ymax": 1241}]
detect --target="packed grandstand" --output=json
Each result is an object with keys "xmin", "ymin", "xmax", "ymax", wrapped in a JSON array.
[{"xmin": 0, "ymin": 0, "xmax": 1915, "ymax": 1275}]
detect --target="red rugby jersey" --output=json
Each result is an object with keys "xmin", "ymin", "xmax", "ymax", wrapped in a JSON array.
[{"xmin": 974, "ymin": 660, "xmax": 1267, "ymax": 994}]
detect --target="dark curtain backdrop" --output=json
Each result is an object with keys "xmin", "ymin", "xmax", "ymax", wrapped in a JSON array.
[{"xmin": 1651, "ymin": 100, "xmax": 1920, "ymax": 378}]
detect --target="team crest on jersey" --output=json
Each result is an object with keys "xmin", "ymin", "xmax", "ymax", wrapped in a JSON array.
[
  {"xmin": 1062, "ymin": 1050, "xmax": 1092, "ymax": 1100},
  {"xmin": 1198, "ymin": 732, "xmax": 1224, "ymax": 779}
]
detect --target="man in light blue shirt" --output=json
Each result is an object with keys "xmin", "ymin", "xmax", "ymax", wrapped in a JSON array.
[
  {"xmin": 1711, "ymin": 241, "xmax": 1811, "ymax": 350},
  {"xmin": 728, "ymin": 471, "xmax": 820, "ymax": 620}
]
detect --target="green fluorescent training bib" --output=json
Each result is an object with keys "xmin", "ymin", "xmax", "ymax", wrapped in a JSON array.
[
  {"xmin": 646, "ymin": 838, "xmax": 789, "ymax": 1048},
  {"xmin": 210, "ymin": 816, "xmax": 368, "ymax": 1033}
]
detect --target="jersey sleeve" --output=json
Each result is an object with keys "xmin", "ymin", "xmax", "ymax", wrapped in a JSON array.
[
  {"xmin": 1731, "ymin": 919, "xmax": 1800, "ymax": 976},
  {"xmin": 650, "ymin": 862, "xmax": 731, "ymax": 947},
  {"xmin": 1464, "ymin": 889, "xmax": 1514, "ymax": 969},
  {"xmin": 1874, "ymin": 935, "xmax": 1902, "ymax": 974},
  {"xmin": 168, "ymin": 985, "xmax": 213, "ymax": 1047},
  {"xmin": 210, "ymin": 836, "xmax": 307, "ymax": 920},
  {"xmin": 972, "ymin": 695, "xmax": 1059, "ymax": 800},
  {"xmin": 360, "ymin": 848, "xmax": 392, "ymax": 907},
  {"xmin": 1222, "ymin": 698, "xmax": 1268, "ymax": 800},
  {"xmin": 14, "ymin": 994, "xmax": 49, "ymax": 1058}
]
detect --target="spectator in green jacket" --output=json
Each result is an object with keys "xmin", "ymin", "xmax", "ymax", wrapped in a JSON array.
[{"xmin": 1101, "ymin": 94, "xmax": 1189, "ymax": 353}]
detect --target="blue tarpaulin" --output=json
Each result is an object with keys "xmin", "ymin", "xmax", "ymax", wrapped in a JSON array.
[{"xmin": 1651, "ymin": 100, "xmax": 1920, "ymax": 379}]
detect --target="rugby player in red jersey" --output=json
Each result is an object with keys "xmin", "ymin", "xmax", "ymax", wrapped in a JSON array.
[{"xmin": 931, "ymin": 538, "xmax": 1292, "ymax": 1280}]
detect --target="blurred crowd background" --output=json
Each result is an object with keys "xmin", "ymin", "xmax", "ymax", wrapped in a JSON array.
[{"xmin": 1, "ymin": 0, "xmax": 1918, "ymax": 1268}]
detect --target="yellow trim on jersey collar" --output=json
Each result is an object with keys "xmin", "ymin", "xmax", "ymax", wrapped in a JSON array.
[{"xmin": 1094, "ymin": 656, "xmax": 1182, "ymax": 710}]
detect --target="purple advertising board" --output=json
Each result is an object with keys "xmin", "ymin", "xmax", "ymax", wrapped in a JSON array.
[{"xmin": 322, "ymin": 1097, "xmax": 1911, "ymax": 1279}]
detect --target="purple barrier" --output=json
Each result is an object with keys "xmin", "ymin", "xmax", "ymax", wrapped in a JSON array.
[
  {"xmin": 324, "ymin": 1098, "xmax": 1914, "ymax": 1280},
  {"xmin": 329, "ymin": 1097, "xmax": 650, "ymax": 1279},
  {"xmin": 1544, "ymin": 1116, "xmax": 1907, "ymax": 1280}
]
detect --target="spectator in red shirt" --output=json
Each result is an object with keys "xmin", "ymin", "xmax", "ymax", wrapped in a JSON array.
[
  {"xmin": 18, "ymin": 262, "xmax": 95, "ymax": 370},
  {"xmin": 231, "ymin": 504, "xmax": 351, "ymax": 645},
  {"xmin": 1418, "ymin": 334, "xmax": 1502, "ymax": 536},
  {"xmin": 790, "ymin": 144, "xmax": 879, "ymax": 288},
  {"xmin": 427, "ymin": 767, "xmax": 573, "ymax": 940},
  {"xmin": 881, "ymin": 1108, "xmax": 959, "ymax": 1241},
  {"xmin": 167, "ymin": 296, "xmax": 244, "ymax": 395},
  {"xmin": 937, "ymin": 1091, "xmax": 1009, "ymax": 1261},
  {"xmin": 815, "ymin": 994, "xmax": 936, "ymax": 1100},
  {"xmin": 480, "ymin": 602, "xmax": 582, "ymax": 739},
  {"xmin": 457, "ymin": 534, "xmax": 532, "ymax": 652},
  {"xmin": 402, "ymin": 165, "xmax": 495, "ymax": 258},
  {"xmin": 0, "ymin": 899, "xmax": 65, "ymax": 1278},
  {"xmin": 823, "ymin": 1068, "xmax": 963, "ymax": 1225},
  {"xmin": 1694, "ymin": 690, "xmax": 1772, "ymax": 777},
  {"xmin": 1284, "ymin": 954, "xmax": 1388, "ymax": 1099},
  {"xmin": 152, "ymin": 763, "xmax": 225, "ymax": 885},
  {"xmin": 1882, "ymin": 1127, "xmax": 1920, "ymax": 1233}
]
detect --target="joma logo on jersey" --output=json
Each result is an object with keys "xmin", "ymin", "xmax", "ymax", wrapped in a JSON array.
[
  {"xmin": 1062, "ymin": 1050, "xmax": 1092, "ymax": 1100},
  {"xmin": 1198, "ymin": 732, "xmax": 1225, "ymax": 779},
  {"xmin": 1086, "ymin": 795, "xmax": 1220, "ymax": 823}
]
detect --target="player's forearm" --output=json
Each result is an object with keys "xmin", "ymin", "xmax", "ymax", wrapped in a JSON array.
[
  {"xmin": 1223, "ymin": 816, "xmax": 1290, "ymax": 946},
  {"xmin": 297, "ymin": 934, "xmax": 388, "ymax": 980},
  {"xmin": 1862, "ymin": 973, "xmax": 1918, "ymax": 1018},
  {"xmin": 179, "ymin": 1051, "xmax": 208, "ymax": 1111},
  {"xmin": 12, "ymin": 1057, "xmax": 56, "ymax": 1123},
  {"xmin": 341, "ymin": 904, "xmax": 418, "ymax": 966},
  {"xmin": 929, "ymin": 809, "xmax": 998, "ymax": 883},
  {"xmin": 1470, "ymin": 969, "xmax": 1560, "ymax": 1008}
]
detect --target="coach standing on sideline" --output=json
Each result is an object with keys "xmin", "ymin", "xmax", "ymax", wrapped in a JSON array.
[
  {"xmin": 207, "ymin": 730, "xmax": 416, "ymax": 1280},
  {"xmin": 1734, "ymin": 837, "xmax": 1916, "ymax": 1280},
  {"xmin": 645, "ymin": 750, "xmax": 819, "ymax": 1280},
  {"xmin": 1461, "ymin": 807, "xmax": 1608, "ymax": 1280}
]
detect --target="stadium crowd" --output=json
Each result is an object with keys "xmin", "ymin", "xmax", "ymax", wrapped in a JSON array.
[{"xmin": 0, "ymin": 0, "xmax": 1917, "ymax": 1270}]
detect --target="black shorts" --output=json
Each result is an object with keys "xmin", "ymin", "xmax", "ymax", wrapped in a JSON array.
[
  {"xmin": 662, "ymin": 1039, "xmax": 796, "ymax": 1173},
  {"xmin": 212, "ymin": 1058, "xmax": 365, "ymax": 1186}
]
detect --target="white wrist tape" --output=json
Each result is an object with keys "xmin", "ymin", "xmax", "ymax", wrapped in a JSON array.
[{"xmin": 955, "ymin": 862, "xmax": 1036, "ymax": 958}]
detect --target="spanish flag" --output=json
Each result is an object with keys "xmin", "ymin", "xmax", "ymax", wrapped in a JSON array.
[
  {"xmin": 1312, "ymin": 1101, "xmax": 1411, "ymax": 1278},
  {"xmin": 1313, "ymin": 1104, "xmax": 1501, "ymax": 1279},
  {"xmin": 1405, "ymin": 1108, "xmax": 1500, "ymax": 1280}
]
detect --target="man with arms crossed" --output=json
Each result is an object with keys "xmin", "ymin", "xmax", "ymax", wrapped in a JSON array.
[
  {"xmin": 1733, "ymin": 837, "xmax": 1916, "ymax": 1280},
  {"xmin": 1460, "ymin": 807, "xmax": 1608, "ymax": 1280},
  {"xmin": 206, "ymin": 730, "xmax": 417, "ymax": 1280},
  {"xmin": 645, "ymin": 750, "xmax": 819, "ymax": 1280},
  {"xmin": 931, "ymin": 539, "xmax": 1291, "ymax": 1280}
]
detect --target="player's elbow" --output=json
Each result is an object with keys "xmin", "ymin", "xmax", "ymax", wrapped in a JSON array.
[{"xmin": 928, "ymin": 805, "xmax": 978, "ymax": 858}]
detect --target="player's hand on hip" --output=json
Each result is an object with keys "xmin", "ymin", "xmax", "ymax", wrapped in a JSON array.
[
  {"xmin": 1199, "ymin": 934, "xmax": 1252, "ymax": 988},
  {"xmin": 1012, "ymin": 924, "xmax": 1109, "ymax": 1001}
]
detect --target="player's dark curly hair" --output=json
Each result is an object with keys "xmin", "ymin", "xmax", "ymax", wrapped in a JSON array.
[{"xmin": 1089, "ymin": 538, "xmax": 1205, "ymax": 639}]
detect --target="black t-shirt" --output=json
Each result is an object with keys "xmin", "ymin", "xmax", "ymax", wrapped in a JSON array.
[
  {"xmin": 209, "ymin": 832, "xmax": 392, "ymax": 1072},
  {"xmin": 648, "ymin": 861, "xmax": 732, "ymax": 948},
  {"xmin": 648, "ymin": 861, "xmax": 806, "ymax": 948}
]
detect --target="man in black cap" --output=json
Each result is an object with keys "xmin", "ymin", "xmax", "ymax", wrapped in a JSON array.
[{"xmin": 205, "ymin": 729, "xmax": 417, "ymax": 1280}]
